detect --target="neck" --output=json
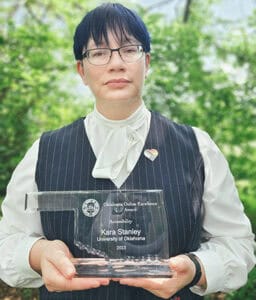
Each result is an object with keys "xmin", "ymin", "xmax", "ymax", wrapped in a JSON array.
[{"xmin": 96, "ymin": 100, "xmax": 143, "ymax": 120}]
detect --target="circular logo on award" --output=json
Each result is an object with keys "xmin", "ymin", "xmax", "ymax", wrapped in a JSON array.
[{"xmin": 82, "ymin": 199, "xmax": 100, "ymax": 217}]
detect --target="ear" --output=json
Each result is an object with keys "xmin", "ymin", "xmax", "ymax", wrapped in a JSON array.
[
  {"xmin": 77, "ymin": 61, "xmax": 88, "ymax": 86},
  {"xmin": 145, "ymin": 53, "xmax": 151, "ymax": 77}
]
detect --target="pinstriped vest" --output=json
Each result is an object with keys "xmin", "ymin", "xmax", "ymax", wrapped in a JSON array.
[{"xmin": 36, "ymin": 111, "xmax": 204, "ymax": 300}]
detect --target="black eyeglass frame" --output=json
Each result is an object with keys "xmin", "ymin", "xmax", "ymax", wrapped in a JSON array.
[{"xmin": 81, "ymin": 44, "xmax": 145, "ymax": 65}]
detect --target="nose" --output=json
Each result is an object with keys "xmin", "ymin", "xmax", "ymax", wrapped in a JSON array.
[{"xmin": 107, "ymin": 50, "xmax": 125, "ymax": 69}]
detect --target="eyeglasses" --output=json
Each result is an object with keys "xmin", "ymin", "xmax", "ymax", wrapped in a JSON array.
[{"xmin": 82, "ymin": 45, "xmax": 144, "ymax": 66}]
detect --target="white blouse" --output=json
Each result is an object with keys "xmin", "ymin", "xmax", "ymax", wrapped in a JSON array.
[
  {"xmin": 0, "ymin": 104, "xmax": 255, "ymax": 296},
  {"xmin": 86, "ymin": 103, "xmax": 151, "ymax": 188}
]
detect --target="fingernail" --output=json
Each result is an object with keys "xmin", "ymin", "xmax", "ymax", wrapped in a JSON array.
[
  {"xmin": 66, "ymin": 266, "xmax": 75, "ymax": 277},
  {"xmin": 92, "ymin": 282, "xmax": 101, "ymax": 288}
]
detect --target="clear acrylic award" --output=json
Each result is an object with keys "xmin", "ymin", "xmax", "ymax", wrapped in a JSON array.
[{"xmin": 25, "ymin": 190, "xmax": 172, "ymax": 278}]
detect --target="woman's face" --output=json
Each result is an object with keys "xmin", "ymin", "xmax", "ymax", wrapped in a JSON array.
[{"xmin": 77, "ymin": 31, "xmax": 150, "ymax": 113}]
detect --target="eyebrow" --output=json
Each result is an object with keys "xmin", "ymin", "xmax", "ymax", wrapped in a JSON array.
[
  {"xmin": 87, "ymin": 39, "xmax": 139, "ymax": 49},
  {"xmin": 87, "ymin": 31, "xmax": 139, "ymax": 47}
]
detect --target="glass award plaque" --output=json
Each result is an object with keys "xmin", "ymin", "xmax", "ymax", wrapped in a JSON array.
[{"xmin": 25, "ymin": 190, "xmax": 172, "ymax": 278}]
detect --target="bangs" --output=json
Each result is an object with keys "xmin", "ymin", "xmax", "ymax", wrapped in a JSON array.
[
  {"xmin": 90, "ymin": 16, "xmax": 134, "ymax": 47},
  {"xmin": 73, "ymin": 3, "xmax": 151, "ymax": 60}
]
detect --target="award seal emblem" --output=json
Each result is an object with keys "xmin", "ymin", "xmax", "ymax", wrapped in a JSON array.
[{"xmin": 82, "ymin": 198, "xmax": 100, "ymax": 217}]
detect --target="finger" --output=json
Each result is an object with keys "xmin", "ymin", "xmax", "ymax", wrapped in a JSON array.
[
  {"xmin": 169, "ymin": 255, "xmax": 187, "ymax": 272},
  {"xmin": 46, "ymin": 249, "xmax": 76, "ymax": 279},
  {"xmin": 119, "ymin": 278, "xmax": 173, "ymax": 299},
  {"xmin": 95, "ymin": 278, "xmax": 111, "ymax": 286},
  {"xmin": 119, "ymin": 278, "xmax": 167, "ymax": 290},
  {"xmin": 144, "ymin": 288, "xmax": 172, "ymax": 299},
  {"xmin": 55, "ymin": 277, "xmax": 109, "ymax": 291},
  {"xmin": 44, "ymin": 263, "xmax": 109, "ymax": 292},
  {"xmin": 42, "ymin": 258, "xmax": 73, "ymax": 291},
  {"xmin": 47, "ymin": 278, "xmax": 102, "ymax": 292}
]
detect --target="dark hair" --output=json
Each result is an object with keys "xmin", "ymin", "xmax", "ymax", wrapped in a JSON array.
[{"xmin": 73, "ymin": 3, "xmax": 151, "ymax": 60}]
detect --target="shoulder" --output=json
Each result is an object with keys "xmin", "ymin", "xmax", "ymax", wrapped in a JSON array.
[
  {"xmin": 37, "ymin": 118, "xmax": 85, "ymax": 157},
  {"xmin": 41, "ymin": 118, "xmax": 85, "ymax": 140},
  {"xmin": 192, "ymin": 126, "xmax": 223, "ymax": 156},
  {"xmin": 151, "ymin": 111, "xmax": 193, "ymax": 131},
  {"xmin": 192, "ymin": 126, "xmax": 230, "ymax": 177},
  {"xmin": 151, "ymin": 111, "xmax": 198, "ymax": 146}
]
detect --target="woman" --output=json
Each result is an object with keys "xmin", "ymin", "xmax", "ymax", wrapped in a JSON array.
[{"xmin": 0, "ymin": 3, "xmax": 255, "ymax": 300}]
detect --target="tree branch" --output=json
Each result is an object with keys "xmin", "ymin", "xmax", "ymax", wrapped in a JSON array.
[{"xmin": 183, "ymin": 0, "xmax": 193, "ymax": 23}]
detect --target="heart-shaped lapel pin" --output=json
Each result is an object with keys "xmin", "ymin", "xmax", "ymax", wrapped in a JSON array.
[{"xmin": 144, "ymin": 149, "xmax": 159, "ymax": 162}]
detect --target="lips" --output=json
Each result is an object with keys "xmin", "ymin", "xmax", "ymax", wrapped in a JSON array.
[{"xmin": 105, "ymin": 78, "xmax": 131, "ymax": 85}]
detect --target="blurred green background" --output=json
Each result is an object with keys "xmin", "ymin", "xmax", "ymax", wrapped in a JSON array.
[{"xmin": 0, "ymin": 0, "xmax": 255, "ymax": 299}]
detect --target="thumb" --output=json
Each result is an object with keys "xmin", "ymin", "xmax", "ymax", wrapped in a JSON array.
[
  {"xmin": 44, "ymin": 241, "xmax": 76, "ymax": 279},
  {"xmin": 169, "ymin": 255, "xmax": 188, "ymax": 273},
  {"xmin": 52, "ymin": 249, "xmax": 76, "ymax": 279}
]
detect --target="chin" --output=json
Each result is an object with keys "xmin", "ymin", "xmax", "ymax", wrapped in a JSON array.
[{"xmin": 110, "ymin": 97, "xmax": 140, "ymax": 104}]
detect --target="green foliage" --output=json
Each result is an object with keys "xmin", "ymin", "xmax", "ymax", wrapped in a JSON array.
[
  {"xmin": 0, "ymin": 0, "xmax": 93, "ymax": 195},
  {"xmin": 141, "ymin": 1, "xmax": 256, "ymax": 234},
  {"xmin": 20, "ymin": 286, "xmax": 39, "ymax": 299}
]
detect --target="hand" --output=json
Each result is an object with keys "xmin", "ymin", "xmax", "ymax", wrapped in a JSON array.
[
  {"xmin": 30, "ymin": 239, "xmax": 110, "ymax": 292},
  {"xmin": 116, "ymin": 255, "xmax": 204, "ymax": 299}
]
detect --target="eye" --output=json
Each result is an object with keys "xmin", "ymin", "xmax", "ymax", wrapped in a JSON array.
[
  {"xmin": 122, "ymin": 46, "xmax": 138, "ymax": 54},
  {"xmin": 90, "ymin": 49, "xmax": 109, "ymax": 58}
]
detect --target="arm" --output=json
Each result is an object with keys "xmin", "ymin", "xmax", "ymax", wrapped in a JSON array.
[
  {"xmin": 0, "ymin": 140, "xmax": 44, "ymax": 287},
  {"xmin": 0, "ymin": 140, "xmax": 110, "ymax": 290},
  {"xmin": 190, "ymin": 127, "xmax": 256, "ymax": 295},
  {"xmin": 117, "ymin": 128, "xmax": 255, "ymax": 299},
  {"xmin": 29, "ymin": 238, "xmax": 109, "ymax": 291},
  {"xmin": 116, "ymin": 255, "xmax": 206, "ymax": 299}
]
